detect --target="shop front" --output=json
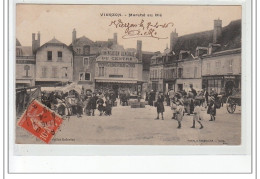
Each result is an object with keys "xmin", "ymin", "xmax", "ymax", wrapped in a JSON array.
[
  {"xmin": 202, "ymin": 75, "xmax": 241, "ymax": 94},
  {"xmin": 95, "ymin": 79, "xmax": 143, "ymax": 97}
]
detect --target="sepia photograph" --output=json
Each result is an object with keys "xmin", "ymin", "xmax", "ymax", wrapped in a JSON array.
[{"xmin": 15, "ymin": 4, "xmax": 242, "ymax": 145}]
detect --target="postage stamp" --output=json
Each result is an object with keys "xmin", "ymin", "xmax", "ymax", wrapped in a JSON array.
[{"xmin": 17, "ymin": 99, "xmax": 63, "ymax": 143}]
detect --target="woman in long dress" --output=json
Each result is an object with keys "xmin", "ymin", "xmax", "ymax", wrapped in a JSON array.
[{"xmin": 155, "ymin": 92, "xmax": 165, "ymax": 120}]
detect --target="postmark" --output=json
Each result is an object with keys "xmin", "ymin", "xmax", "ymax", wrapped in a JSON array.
[{"xmin": 17, "ymin": 99, "xmax": 63, "ymax": 144}]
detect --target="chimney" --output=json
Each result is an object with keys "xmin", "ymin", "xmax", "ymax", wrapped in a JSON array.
[
  {"xmin": 213, "ymin": 18, "xmax": 222, "ymax": 43},
  {"xmin": 136, "ymin": 40, "xmax": 142, "ymax": 61},
  {"xmin": 37, "ymin": 31, "xmax": 40, "ymax": 48},
  {"xmin": 170, "ymin": 28, "xmax": 178, "ymax": 51},
  {"xmin": 113, "ymin": 33, "xmax": 118, "ymax": 45},
  {"xmin": 32, "ymin": 33, "xmax": 36, "ymax": 54},
  {"xmin": 72, "ymin": 28, "xmax": 76, "ymax": 45}
]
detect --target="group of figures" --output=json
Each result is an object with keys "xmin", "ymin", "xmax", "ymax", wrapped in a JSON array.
[
  {"xmin": 149, "ymin": 85, "xmax": 222, "ymax": 129},
  {"xmin": 41, "ymin": 90, "xmax": 117, "ymax": 118}
]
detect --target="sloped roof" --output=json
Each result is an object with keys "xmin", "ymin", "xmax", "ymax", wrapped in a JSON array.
[
  {"xmin": 16, "ymin": 46, "xmax": 33, "ymax": 56},
  {"xmin": 173, "ymin": 19, "xmax": 241, "ymax": 56},
  {"xmin": 16, "ymin": 39, "xmax": 21, "ymax": 46},
  {"xmin": 71, "ymin": 36, "xmax": 94, "ymax": 46},
  {"xmin": 44, "ymin": 37, "xmax": 65, "ymax": 45}
]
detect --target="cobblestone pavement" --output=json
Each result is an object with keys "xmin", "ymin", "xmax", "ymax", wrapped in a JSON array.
[{"xmin": 16, "ymin": 103, "xmax": 241, "ymax": 145}]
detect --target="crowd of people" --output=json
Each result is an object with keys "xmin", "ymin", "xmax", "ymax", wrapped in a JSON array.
[
  {"xmin": 37, "ymin": 83, "xmax": 225, "ymax": 130},
  {"xmin": 147, "ymin": 84, "xmax": 222, "ymax": 129},
  {"xmin": 41, "ymin": 89, "xmax": 118, "ymax": 118}
]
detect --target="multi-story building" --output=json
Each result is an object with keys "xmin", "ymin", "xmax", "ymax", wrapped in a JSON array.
[
  {"xmin": 170, "ymin": 19, "xmax": 241, "ymax": 93},
  {"xmin": 149, "ymin": 47, "xmax": 177, "ymax": 93},
  {"xmin": 16, "ymin": 38, "xmax": 36, "ymax": 88},
  {"xmin": 70, "ymin": 29, "xmax": 115, "ymax": 91},
  {"xmin": 176, "ymin": 50, "xmax": 202, "ymax": 91},
  {"xmin": 35, "ymin": 37, "xmax": 74, "ymax": 86},
  {"xmin": 95, "ymin": 41, "xmax": 143, "ymax": 96},
  {"xmin": 201, "ymin": 48, "xmax": 241, "ymax": 94}
]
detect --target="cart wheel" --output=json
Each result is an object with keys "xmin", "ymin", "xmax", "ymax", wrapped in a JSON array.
[{"xmin": 226, "ymin": 97, "xmax": 236, "ymax": 113}]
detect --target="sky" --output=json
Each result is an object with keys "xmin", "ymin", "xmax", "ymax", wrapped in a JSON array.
[{"xmin": 16, "ymin": 5, "xmax": 241, "ymax": 52}]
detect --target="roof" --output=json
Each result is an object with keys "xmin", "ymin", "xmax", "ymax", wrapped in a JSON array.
[
  {"xmin": 16, "ymin": 39, "xmax": 21, "ymax": 46},
  {"xmin": 39, "ymin": 37, "xmax": 72, "ymax": 52},
  {"xmin": 16, "ymin": 46, "xmax": 33, "ymax": 56},
  {"xmin": 173, "ymin": 19, "xmax": 241, "ymax": 56},
  {"xmin": 70, "ymin": 36, "xmax": 94, "ymax": 46},
  {"xmin": 44, "ymin": 37, "xmax": 65, "ymax": 45}
]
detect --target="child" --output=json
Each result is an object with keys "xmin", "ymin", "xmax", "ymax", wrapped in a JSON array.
[
  {"xmin": 155, "ymin": 92, "xmax": 164, "ymax": 120},
  {"xmin": 171, "ymin": 97, "xmax": 177, "ymax": 120},
  {"xmin": 207, "ymin": 96, "xmax": 216, "ymax": 121},
  {"xmin": 191, "ymin": 100, "xmax": 203, "ymax": 129},
  {"xmin": 105, "ymin": 96, "xmax": 112, "ymax": 116},
  {"xmin": 97, "ymin": 95, "xmax": 104, "ymax": 116},
  {"xmin": 175, "ymin": 99, "xmax": 184, "ymax": 129}
]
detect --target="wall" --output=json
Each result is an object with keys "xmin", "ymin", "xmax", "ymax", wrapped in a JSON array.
[
  {"xmin": 182, "ymin": 59, "xmax": 201, "ymax": 79},
  {"xmin": 16, "ymin": 57, "xmax": 36, "ymax": 87},
  {"xmin": 73, "ymin": 55, "xmax": 96, "ymax": 90},
  {"xmin": 202, "ymin": 52, "xmax": 241, "ymax": 76},
  {"xmin": 35, "ymin": 45, "xmax": 73, "ymax": 82}
]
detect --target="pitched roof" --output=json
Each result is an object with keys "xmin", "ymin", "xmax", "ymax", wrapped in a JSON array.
[
  {"xmin": 16, "ymin": 46, "xmax": 33, "ymax": 56},
  {"xmin": 173, "ymin": 19, "xmax": 241, "ymax": 56},
  {"xmin": 45, "ymin": 37, "xmax": 65, "ymax": 45},
  {"xmin": 71, "ymin": 36, "xmax": 94, "ymax": 46}
]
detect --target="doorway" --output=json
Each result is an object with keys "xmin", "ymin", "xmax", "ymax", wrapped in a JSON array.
[{"xmin": 225, "ymin": 81, "xmax": 234, "ymax": 96}]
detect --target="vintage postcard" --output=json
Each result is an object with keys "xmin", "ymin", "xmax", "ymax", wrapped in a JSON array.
[{"xmin": 15, "ymin": 4, "xmax": 242, "ymax": 145}]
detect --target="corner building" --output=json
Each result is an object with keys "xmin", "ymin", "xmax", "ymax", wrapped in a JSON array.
[{"xmin": 95, "ymin": 43, "xmax": 143, "ymax": 96}]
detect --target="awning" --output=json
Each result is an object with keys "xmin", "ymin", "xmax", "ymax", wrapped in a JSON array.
[
  {"xmin": 164, "ymin": 78, "xmax": 177, "ymax": 82},
  {"xmin": 95, "ymin": 79, "xmax": 138, "ymax": 84}
]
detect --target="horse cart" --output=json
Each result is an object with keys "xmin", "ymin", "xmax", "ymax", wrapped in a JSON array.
[{"xmin": 226, "ymin": 89, "xmax": 241, "ymax": 113}]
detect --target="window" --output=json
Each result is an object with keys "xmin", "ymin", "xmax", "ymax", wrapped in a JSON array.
[
  {"xmin": 79, "ymin": 72, "xmax": 91, "ymax": 81},
  {"xmin": 228, "ymin": 59, "xmax": 233, "ymax": 73},
  {"xmin": 47, "ymin": 51, "xmax": 52, "ymax": 61},
  {"xmin": 206, "ymin": 63, "xmax": 210, "ymax": 74},
  {"xmin": 172, "ymin": 69, "xmax": 175, "ymax": 78},
  {"xmin": 62, "ymin": 67, "xmax": 68, "ymax": 78},
  {"xmin": 41, "ymin": 67, "xmax": 47, "ymax": 78},
  {"xmin": 24, "ymin": 65, "xmax": 30, "ymax": 77},
  {"xmin": 155, "ymin": 69, "xmax": 158, "ymax": 78},
  {"xmin": 178, "ymin": 68, "xmax": 183, "ymax": 78},
  {"xmin": 186, "ymin": 67, "xmax": 190, "ymax": 77},
  {"xmin": 83, "ymin": 57, "xmax": 89, "ymax": 66},
  {"xmin": 58, "ymin": 51, "xmax": 62, "ymax": 61},
  {"xmin": 160, "ymin": 69, "xmax": 163, "ymax": 78},
  {"xmin": 99, "ymin": 67, "xmax": 104, "ymax": 76},
  {"xmin": 52, "ymin": 67, "xmax": 58, "ymax": 78}
]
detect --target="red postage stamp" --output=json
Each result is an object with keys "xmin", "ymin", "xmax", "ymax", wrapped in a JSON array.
[{"xmin": 17, "ymin": 99, "xmax": 63, "ymax": 144}]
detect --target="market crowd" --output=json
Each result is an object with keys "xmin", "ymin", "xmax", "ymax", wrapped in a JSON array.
[
  {"xmin": 146, "ymin": 84, "xmax": 223, "ymax": 129},
  {"xmin": 41, "ymin": 89, "xmax": 120, "ymax": 118}
]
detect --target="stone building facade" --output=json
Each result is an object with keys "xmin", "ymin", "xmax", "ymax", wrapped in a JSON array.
[
  {"xmin": 16, "ymin": 38, "xmax": 36, "ymax": 88},
  {"xmin": 201, "ymin": 48, "xmax": 241, "ymax": 94},
  {"xmin": 35, "ymin": 38, "xmax": 73, "ymax": 86},
  {"xmin": 95, "ymin": 41, "xmax": 143, "ymax": 96}
]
